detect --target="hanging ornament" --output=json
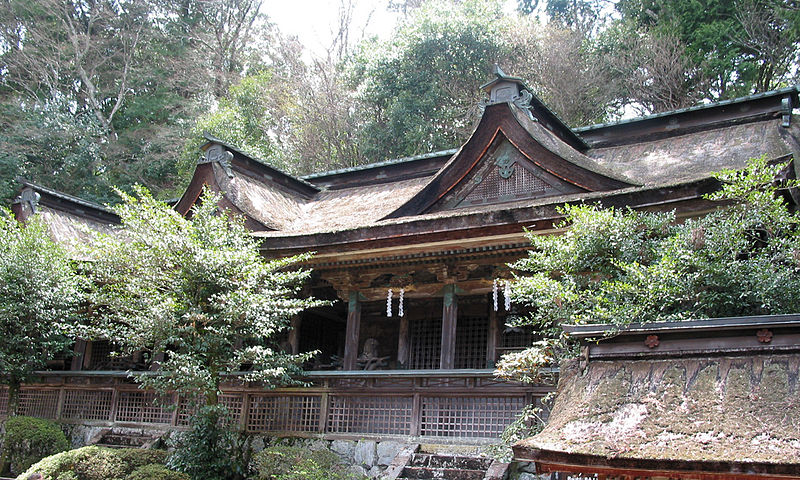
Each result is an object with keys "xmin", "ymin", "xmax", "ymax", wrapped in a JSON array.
[
  {"xmin": 386, "ymin": 288, "xmax": 393, "ymax": 317},
  {"xmin": 492, "ymin": 279, "xmax": 499, "ymax": 312},
  {"xmin": 504, "ymin": 280, "xmax": 512, "ymax": 311},
  {"xmin": 399, "ymin": 288, "xmax": 405, "ymax": 317}
]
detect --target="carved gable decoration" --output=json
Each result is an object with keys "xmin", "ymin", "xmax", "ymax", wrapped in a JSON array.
[{"xmin": 433, "ymin": 139, "xmax": 583, "ymax": 211}]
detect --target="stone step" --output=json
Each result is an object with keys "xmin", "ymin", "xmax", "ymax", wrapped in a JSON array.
[
  {"xmin": 398, "ymin": 466, "xmax": 487, "ymax": 480},
  {"xmin": 409, "ymin": 453, "xmax": 493, "ymax": 470},
  {"xmin": 98, "ymin": 433, "xmax": 154, "ymax": 447}
]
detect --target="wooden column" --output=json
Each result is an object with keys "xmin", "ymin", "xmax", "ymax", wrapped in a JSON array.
[
  {"xmin": 486, "ymin": 303, "xmax": 500, "ymax": 368},
  {"xmin": 71, "ymin": 340, "xmax": 87, "ymax": 371},
  {"xmin": 397, "ymin": 314, "xmax": 410, "ymax": 369},
  {"xmin": 440, "ymin": 284, "xmax": 457, "ymax": 370},
  {"xmin": 343, "ymin": 292, "xmax": 361, "ymax": 370},
  {"xmin": 288, "ymin": 315, "xmax": 302, "ymax": 355}
]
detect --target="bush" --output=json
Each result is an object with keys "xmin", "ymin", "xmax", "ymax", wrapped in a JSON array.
[
  {"xmin": 126, "ymin": 464, "xmax": 189, "ymax": 480},
  {"xmin": 18, "ymin": 446, "xmax": 170, "ymax": 480},
  {"xmin": 166, "ymin": 406, "xmax": 248, "ymax": 480},
  {"xmin": 253, "ymin": 446, "xmax": 366, "ymax": 480},
  {"xmin": 1, "ymin": 416, "xmax": 69, "ymax": 475}
]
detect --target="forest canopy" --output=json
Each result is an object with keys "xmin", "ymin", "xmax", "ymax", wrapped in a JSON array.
[{"xmin": 0, "ymin": 0, "xmax": 797, "ymax": 204}]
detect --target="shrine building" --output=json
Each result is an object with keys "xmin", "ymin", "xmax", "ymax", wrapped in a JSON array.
[{"xmin": 4, "ymin": 71, "xmax": 800, "ymax": 447}]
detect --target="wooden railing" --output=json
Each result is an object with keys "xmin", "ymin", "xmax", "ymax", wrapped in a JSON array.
[{"xmin": 0, "ymin": 370, "xmax": 552, "ymax": 442}]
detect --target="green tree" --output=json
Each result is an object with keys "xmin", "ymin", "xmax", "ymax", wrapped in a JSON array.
[
  {"xmin": 349, "ymin": 0, "xmax": 509, "ymax": 162},
  {"xmin": 496, "ymin": 156, "xmax": 800, "ymax": 381},
  {"xmin": 614, "ymin": 0, "xmax": 800, "ymax": 99},
  {"xmin": 0, "ymin": 210, "xmax": 83, "ymax": 415},
  {"xmin": 82, "ymin": 186, "xmax": 322, "ymax": 406}
]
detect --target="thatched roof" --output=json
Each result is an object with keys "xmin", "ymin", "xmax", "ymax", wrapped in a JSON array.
[
  {"xmin": 182, "ymin": 85, "xmax": 800, "ymax": 246},
  {"xmin": 514, "ymin": 316, "xmax": 800, "ymax": 478},
  {"xmin": 520, "ymin": 355, "xmax": 800, "ymax": 462}
]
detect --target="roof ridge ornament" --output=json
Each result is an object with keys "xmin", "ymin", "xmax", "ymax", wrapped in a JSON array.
[
  {"xmin": 13, "ymin": 187, "xmax": 41, "ymax": 214},
  {"xmin": 199, "ymin": 143, "xmax": 235, "ymax": 178}
]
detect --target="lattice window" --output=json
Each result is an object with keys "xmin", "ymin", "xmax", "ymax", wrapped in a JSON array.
[
  {"xmin": 455, "ymin": 316, "xmax": 489, "ymax": 369},
  {"xmin": 420, "ymin": 395, "xmax": 526, "ymax": 438},
  {"xmin": 501, "ymin": 325, "xmax": 534, "ymax": 349},
  {"xmin": 62, "ymin": 389, "xmax": 113, "ymax": 421},
  {"xmin": 408, "ymin": 317, "xmax": 441, "ymax": 370},
  {"xmin": 0, "ymin": 387, "xmax": 8, "ymax": 418},
  {"xmin": 115, "ymin": 391, "xmax": 173, "ymax": 424},
  {"xmin": 88, "ymin": 340, "xmax": 133, "ymax": 370},
  {"xmin": 461, "ymin": 163, "xmax": 553, "ymax": 206},
  {"xmin": 247, "ymin": 395, "xmax": 320, "ymax": 433},
  {"xmin": 176, "ymin": 394, "xmax": 243, "ymax": 427},
  {"xmin": 17, "ymin": 389, "xmax": 59, "ymax": 419},
  {"xmin": 327, "ymin": 395, "xmax": 412, "ymax": 435}
]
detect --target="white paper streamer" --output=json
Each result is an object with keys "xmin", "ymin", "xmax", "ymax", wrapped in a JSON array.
[
  {"xmin": 386, "ymin": 288, "xmax": 393, "ymax": 317},
  {"xmin": 399, "ymin": 288, "xmax": 405, "ymax": 317},
  {"xmin": 492, "ymin": 279, "xmax": 498, "ymax": 312},
  {"xmin": 504, "ymin": 280, "xmax": 511, "ymax": 311}
]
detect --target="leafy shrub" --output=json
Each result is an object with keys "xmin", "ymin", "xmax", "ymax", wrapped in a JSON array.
[
  {"xmin": 125, "ymin": 464, "xmax": 189, "ymax": 480},
  {"xmin": 18, "ymin": 445, "xmax": 169, "ymax": 480},
  {"xmin": 166, "ymin": 406, "xmax": 248, "ymax": 480},
  {"xmin": 1, "ymin": 416, "xmax": 69, "ymax": 475},
  {"xmin": 253, "ymin": 446, "xmax": 366, "ymax": 480}
]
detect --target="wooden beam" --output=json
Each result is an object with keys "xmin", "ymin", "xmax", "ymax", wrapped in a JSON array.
[
  {"xmin": 440, "ymin": 284, "xmax": 457, "ymax": 369},
  {"xmin": 343, "ymin": 292, "xmax": 361, "ymax": 370}
]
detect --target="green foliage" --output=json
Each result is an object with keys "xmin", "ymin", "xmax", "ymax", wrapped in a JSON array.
[
  {"xmin": 82, "ymin": 186, "xmax": 322, "ymax": 403},
  {"xmin": 0, "ymin": 209, "xmax": 83, "ymax": 399},
  {"xmin": 349, "ymin": 0, "xmax": 510, "ymax": 162},
  {"xmin": 253, "ymin": 445, "xmax": 366, "ymax": 480},
  {"xmin": 614, "ymin": 0, "xmax": 800, "ymax": 97},
  {"xmin": 126, "ymin": 463, "xmax": 190, "ymax": 480},
  {"xmin": 184, "ymin": 71, "xmax": 282, "ymax": 174},
  {"xmin": 18, "ymin": 446, "xmax": 169, "ymax": 480},
  {"xmin": 1, "ymin": 416, "xmax": 69, "ymax": 476},
  {"xmin": 166, "ymin": 406, "xmax": 247, "ymax": 480},
  {"xmin": 125, "ymin": 463, "xmax": 190, "ymax": 480},
  {"xmin": 0, "ymin": 95, "xmax": 108, "ymax": 203},
  {"xmin": 498, "ymin": 156, "xmax": 800, "ymax": 380}
]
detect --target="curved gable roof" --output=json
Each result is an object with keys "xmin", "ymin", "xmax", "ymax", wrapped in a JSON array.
[{"xmin": 384, "ymin": 102, "xmax": 636, "ymax": 219}]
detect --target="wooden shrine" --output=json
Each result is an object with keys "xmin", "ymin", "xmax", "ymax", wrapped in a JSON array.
[{"xmin": 4, "ymin": 72, "xmax": 800, "ymax": 443}]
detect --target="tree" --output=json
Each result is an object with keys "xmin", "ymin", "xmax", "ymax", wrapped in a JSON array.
[
  {"xmin": 496, "ymin": 156, "xmax": 800, "ymax": 382},
  {"xmin": 509, "ymin": 20, "xmax": 621, "ymax": 126},
  {"xmin": 0, "ymin": 210, "xmax": 83, "ymax": 416},
  {"xmin": 600, "ymin": 25, "xmax": 703, "ymax": 113},
  {"xmin": 348, "ymin": 0, "xmax": 509, "ymax": 162},
  {"xmin": 82, "ymin": 186, "xmax": 322, "ymax": 406},
  {"xmin": 614, "ymin": 0, "xmax": 800, "ymax": 100}
]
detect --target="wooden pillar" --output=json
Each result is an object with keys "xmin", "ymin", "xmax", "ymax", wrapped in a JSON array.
[
  {"xmin": 343, "ymin": 292, "xmax": 361, "ymax": 370},
  {"xmin": 71, "ymin": 340, "xmax": 87, "ymax": 371},
  {"xmin": 288, "ymin": 315, "xmax": 302, "ymax": 355},
  {"xmin": 440, "ymin": 284, "xmax": 457, "ymax": 370},
  {"xmin": 486, "ymin": 303, "xmax": 500, "ymax": 368},
  {"xmin": 397, "ymin": 314, "xmax": 410, "ymax": 369}
]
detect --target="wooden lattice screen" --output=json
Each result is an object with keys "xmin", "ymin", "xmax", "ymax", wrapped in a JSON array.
[
  {"xmin": 0, "ymin": 387, "xmax": 8, "ymax": 418},
  {"xmin": 116, "ymin": 391, "xmax": 172, "ymax": 424},
  {"xmin": 327, "ymin": 395, "xmax": 413, "ymax": 435},
  {"xmin": 62, "ymin": 389, "xmax": 113, "ymax": 421},
  {"xmin": 176, "ymin": 394, "xmax": 244, "ymax": 427},
  {"xmin": 420, "ymin": 395, "xmax": 526, "ymax": 438},
  {"xmin": 408, "ymin": 317, "xmax": 442, "ymax": 369},
  {"xmin": 17, "ymin": 389, "xmax": 59, "ymax": 419},
  {"xmin": 246, "ymin": 394, "xmax": 321, "ymax": 433},
  {"xmin": 455, "ymin": 316, "xmax": 489, "ymax": 369}
]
